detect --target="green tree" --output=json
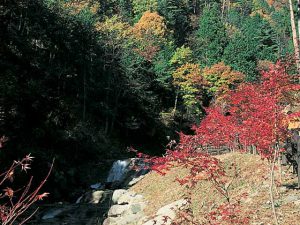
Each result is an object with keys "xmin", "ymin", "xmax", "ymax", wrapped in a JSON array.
[
  {"xmin": 157, "ymin": 0, "xmax": 190, "ymax": 45},
  {"xmin": 223, "ymin": 14, "xmax": 277, "ymax": 81},
  {"xmin": 152, "ymin": 42, "xmax": 176, "ymax": 89},
  {"xmin": 193, "ymin": 3, "xmax": 228, "ymax": 66},
  {"xmin": 132, "ymin": 0, "xmax": 158, "ymax": 21},
  {"xmin": 170, "ymin": 45, "xmax": 193, "ymax": 67}
]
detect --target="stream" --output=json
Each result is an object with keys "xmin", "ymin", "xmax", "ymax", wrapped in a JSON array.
[{"xmin": 25, "ymin": 159, "xmax": 148, "ymax": 225}]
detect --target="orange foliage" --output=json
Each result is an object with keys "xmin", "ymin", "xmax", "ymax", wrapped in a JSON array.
[
  {"xmin": 132, "ymin": 11, "xmax": 167, "ymax": 39},
  {"xmin": 131, "ymin": 11, "xmax": 167, "ymax": 61}
]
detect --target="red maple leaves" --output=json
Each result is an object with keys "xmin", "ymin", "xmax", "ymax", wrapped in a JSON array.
[
  {"xmin": 186, "ymin": 62, "xmax": 299, "ymax": 159},
  {"xmin": 133, "ymin": 62, "xmax": 299, "ymax": 224}
]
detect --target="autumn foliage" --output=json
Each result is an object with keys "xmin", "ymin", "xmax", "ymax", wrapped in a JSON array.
[
  {"xmin": 132, "ymin": 11, "xmax": 167, "ymax": 61},
  {"xmin": 134, "ymin": 62, "xmax": 299, "ymax": 224},
  {"xmin": 180, "ymin": 62, "xmax": 299, "ymax": 159},
  {"xmin": 202, "ymin": 62, "xmax": 244, "ymax": 100}
]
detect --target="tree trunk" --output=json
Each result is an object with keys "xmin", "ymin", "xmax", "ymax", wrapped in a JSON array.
[
  {"xmin": 221, "ymin": 0, "xmax": 226, "ymax": 18},
  {"xmin": 297, "ymin": 135, "xmax": 300, "ymax": 188},
  {"xmin": 289, "ymin": 0, "xmax": 300, "ymax": 74},
  {"xmin": 172, "ymin": 92, "xmax": 179, "ymax": 117},
  {"xmin": 269, "ymin": 147, "xmax": 279, "ymax": 225}
]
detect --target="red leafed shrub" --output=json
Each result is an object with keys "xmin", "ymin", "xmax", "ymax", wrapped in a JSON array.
[
  {"xmin": 207, "ymin": 202, "xmax": 250, "ymax": 225},
  {"xmin": 186, "ymin": 62, "xmax": 299, "ymax": 159},
  {"xmin": 132, "ymin": 62, "xmax": 298, "ymax": 224},
  {"xmin": 0, "ymin": 138, "xmax": 52, "ymax": 225}
]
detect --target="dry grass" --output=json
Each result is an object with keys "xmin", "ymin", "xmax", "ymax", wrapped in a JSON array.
[{"xmin": 130, "ymin": 152, "xmax": 300, "ymax": 225}]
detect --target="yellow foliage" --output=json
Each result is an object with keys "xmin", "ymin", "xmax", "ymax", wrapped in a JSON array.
[
  {"xmin": 132, "ymin": 11, "xmax": 167, "ymax": 39},
  {"xmin": 172, "ymin": 63, "xmax": 206, "ymax": 114},
  {"xmin": 173, "ymin": 63, "xmax": 204, "ymax": 87},
  {"xmin": 131, "ymin": 11, "xmax": 167, "ymax": 61},
  {"xmin": 95, "ymin": 16, "xmax": 131, "ymax": 41}
]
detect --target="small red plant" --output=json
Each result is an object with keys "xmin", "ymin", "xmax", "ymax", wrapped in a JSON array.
[
  {"xmin": 0, "ymin": 138, "xmax": 52, "ymax": 225},
  {"xmin": 207, "ymin": 202, "xmax": 250, "ymax": 225}
]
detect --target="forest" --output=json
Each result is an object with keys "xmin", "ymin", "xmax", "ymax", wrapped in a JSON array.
[{"xmin": 0, "ymin": 0, "xmax": 300, "ymax": 224}]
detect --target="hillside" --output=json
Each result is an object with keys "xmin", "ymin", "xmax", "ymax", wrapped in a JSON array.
[{"xmin": 131, "ymin": 153, "xmax": 300, "ymax": 225}]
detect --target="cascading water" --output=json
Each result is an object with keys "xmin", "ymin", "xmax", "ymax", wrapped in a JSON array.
[{"xmin": 106, "ymin": 159, "xmax": 131, "ymax": 184}]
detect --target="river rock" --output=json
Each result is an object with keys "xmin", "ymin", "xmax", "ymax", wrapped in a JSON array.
[
  {"xmin": 142, "ymin": 199, "xmax": 189, "ymax": 225},
  {"xmin": 117, "ymin": 191, "xmax": 137, "ymax": 204},
  {"xmin": 91, "ymin": 190, "xmax": 104, "ymax": 203},
  {"xmin": 112, "ymin": 189, "xmax": 127, "ymax": 204},
  {"xmin": 143, "ymin": 215, "xmax": 172, "ymax": 225},
  {"xmin": 128, "ymin": 175, "xmax": 145, "ymax": 187},
  {"xmin": 103, "ymin": 217, "xmax": 120, "ymax": 225},
  {"xmin": 105, "ymin": 190, "xmax": 146, "ymax": 225},
  {"xmin": 41, "ymin": 208, "xmax": 65, "ymax": 220},
  {"xmin": 108, "ymin": 204, "xmax": 130, "ymax": 217},
  {"xmin": 156, "ymin": 199, "xmax": 188, "ymax": 216},
  {"xmin": 130, "ymin": 203, "xmax": 143, "ymax": 214},
  {"xmin": 79, "ymin": 190, "xmax": 105, "ymax": 204}
]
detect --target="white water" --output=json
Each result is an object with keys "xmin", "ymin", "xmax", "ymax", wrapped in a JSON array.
[{"xmin": 106, "ymin": 159, "xmax": 131, "ymax": 183}]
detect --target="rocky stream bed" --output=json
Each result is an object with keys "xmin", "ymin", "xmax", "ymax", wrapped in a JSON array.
[{"xmin": 24, "ymin": 159, "xmax": 186, "ymax": 225}]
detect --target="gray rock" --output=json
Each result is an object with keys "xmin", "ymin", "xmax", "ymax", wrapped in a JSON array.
[
  {"xmin": 156, "ymin": 199, "xmax": 188, "ymax": 216},
  {"xmin": 143, "ymin": 215, "xmax": 172, "ymax": 225},
  {"xmin": 117, "ymin": 191, "xmax": 137, "ymax": 204},
  {"xmin": 105, "ymin": 190, "xmax": 147, "ymax": 225},
  {"xmin": 42, "ymin": 208, "xmax": 65, "ymax": 220},
  {"xmin": 130, "ymin": 203, "xmax": 143, "ymax": 214},
  {"xmin": 120, "ymin": 213, "xmax": 144, "ymax": 225},
  {"xmin": 112, "ymin": 189, "xmax": 127, "ymax": 204},
  {"xmin": 128, "ymin": 175, "xmax": 145, "ymax": 186},
  {"xmin": 142, "ymin": 199, "xmax": 188, "ymax": 225},
  {"xmin": 90, "ymin": 190, "xmax": 104, "ymax": 203},
  {"xmin": 108, "ymin": 204, "xmax": 130, "ymax": 217},
  {"xmin": 283, "ymin": 195, "xmax": 300, "ymax": 204},
  {"xmin": 103, "ymin": 217, "xmax": 120, "ymax": 225},
  {"xmin": 80, "ymin": 190, "xmax": 104, "ymax": 204}
]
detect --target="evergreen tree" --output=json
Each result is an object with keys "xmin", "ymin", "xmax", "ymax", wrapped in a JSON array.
[
  {"xmin": 223, "ymin": 14, "xmax": 277, "ymax": 81},
  {"xmin": 157, "ymin": 0, "xmax": 190, "ymax": 45},
  {"xmin": 132, "ymin": 0, "xmax": 158, "ymax": 21},
  {"xmin": 193, "ymin": 3, "xmax": 228, "ymax": 66}
]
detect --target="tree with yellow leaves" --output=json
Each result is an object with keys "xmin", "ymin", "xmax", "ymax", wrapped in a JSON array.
[
  {"xmin": 132, "ymin": 11, "xmax": 167, "ymax": 61},
  {"xmin": 172, "ymin": 63, "xmax": 206, "ymax": 118}
]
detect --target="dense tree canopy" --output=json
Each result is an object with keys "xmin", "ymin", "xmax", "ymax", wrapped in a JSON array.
[{"xmin": 0, "ymin": 0, "xmax": 298, "ymax": 201}]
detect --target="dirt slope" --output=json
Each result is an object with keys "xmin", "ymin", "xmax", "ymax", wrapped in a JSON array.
[{"xmin": 130, "ymin": 153, "xmax": 300, "ymax": 225}]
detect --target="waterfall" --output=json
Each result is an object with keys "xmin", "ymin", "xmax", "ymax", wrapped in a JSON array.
[{"xmin": 106, "ymin": 159, "xmax": 131, "ymax": 183}]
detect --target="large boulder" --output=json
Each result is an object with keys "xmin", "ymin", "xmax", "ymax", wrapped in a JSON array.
[
  {"xmin": 79, "ymin": 190, "xmax": 104, "ymax": 204},
  {"xmin": 117, "ymin": 191, "xmax": 143, "ymax": 205},
  {"xmin": 104, "ymin": 190, "xmax": 146, "ymax": 225},
  {"xmin": 112, "ymin": 189, "xmax": 127, "ymax": 204},
  {"xmin": 142, "ymin": 199, "xmax": 189, "ymax": 225},
  {"xmin": 108, "ymin": 205, "xmax": 130, "ymax": 217}
]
